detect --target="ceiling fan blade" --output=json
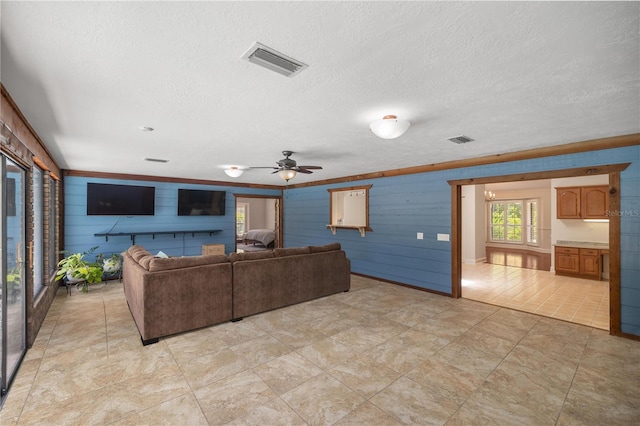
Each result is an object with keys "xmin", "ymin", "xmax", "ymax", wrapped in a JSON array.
[
  {"xmin": 297, "ymin": 165, "xmax": 322, "ymax": 170},
  {"xmin": 296, "ymin": 168, "xmax": 314, "ymax": 174}
]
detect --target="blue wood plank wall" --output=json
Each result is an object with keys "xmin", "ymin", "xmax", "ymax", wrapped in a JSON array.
[
  {"xmin": 283, "ymin": 145, "xmax": 640, "ymax": 336},
  {"xmin": 64, "ymin": 176, "xmax": 280, "ymax": 258}
]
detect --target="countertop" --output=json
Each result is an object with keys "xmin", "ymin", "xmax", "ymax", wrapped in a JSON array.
[{"xmin": 554, "ymin": 240, "xmax": 609, "ymax": 250}]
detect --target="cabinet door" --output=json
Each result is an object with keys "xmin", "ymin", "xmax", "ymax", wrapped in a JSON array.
[
  {"xmin": 580, "ymin": 249, "xmax": 600, "ymax": 278},
  {"xmin": 555, "ymin": 247, "xmax": 580, "ymax": 274},
  {"xmin": 557, "ymin": 187, "xmax": 581, "ymax": 219},
  {"xmin": 581, "ymin": 186, "xmax": 608, "ymax": 219}
]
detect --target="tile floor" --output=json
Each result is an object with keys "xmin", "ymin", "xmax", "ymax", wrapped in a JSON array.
[
  {"xmin": 462, "ymin": 263, "xmax": 610, "ymax": 330},
  {"xmin": 1, "ymin": 275, "xmax": 638, "ymax": 425}
]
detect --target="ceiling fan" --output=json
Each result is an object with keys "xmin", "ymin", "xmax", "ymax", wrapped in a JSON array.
[{"xmin": 252, "ymin": 150, "xmax": 322, "ymax": 181}]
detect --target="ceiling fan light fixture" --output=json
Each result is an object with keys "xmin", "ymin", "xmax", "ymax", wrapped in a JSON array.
[
  {"xmin": 369, "ymin": 115, "xmax": 410, "ymax": 139},
  {"xmin": 278, "ymin": 169, "xmax": 297, "ymax": 181},
  {"xmin": 224, "ymin": 167, "xmax": 244, "ymax": 178}
]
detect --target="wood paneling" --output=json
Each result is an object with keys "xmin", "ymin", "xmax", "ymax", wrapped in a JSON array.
[{"xmin": 289, "ymin": 135, "xmax": 638, "ymax": 189}]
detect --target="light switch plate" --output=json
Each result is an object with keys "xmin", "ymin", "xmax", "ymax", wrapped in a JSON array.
[
  {"xmin": 417, "ymin": 232, "xmax": 424, "ymax": 240},
  {"xmin": 437, "ymin": 233, "xmax": 450, "ymax": 241}
]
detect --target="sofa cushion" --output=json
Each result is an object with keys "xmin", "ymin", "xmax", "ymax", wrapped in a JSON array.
[
  {"xmin": 228, "ymin": 251, "xmax": 275, "ymax": 263},
  {"xmin": 148, "ymin": 254, "xmax": 229, "ymax": 272},
  {"xmin": 129, "ymin": 245, "xmax": 152, "ymax": 262},
  {"xmin": 138, "ymin": 255, "xmax": 153, "ymax": 271},
  {"xmin": 273, "ymin": 246, "xmax": 311, "ymax": 257},
  {"xmin": 309, "ymin": 242, "xmax": 341, "ymax": 253}
]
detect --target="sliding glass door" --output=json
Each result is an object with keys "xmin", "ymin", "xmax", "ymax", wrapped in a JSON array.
[{"xmin": 1, "ymin": 154, "xmax": 27, "ymax": 400}]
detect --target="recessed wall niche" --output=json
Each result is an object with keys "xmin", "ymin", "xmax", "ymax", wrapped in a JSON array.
[{"xmin": 327, "ymin": 184, "xmax": 372, "ymax": 237}]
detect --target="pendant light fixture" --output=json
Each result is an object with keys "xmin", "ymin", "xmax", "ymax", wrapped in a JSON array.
[
  {"xmin": 278, "ymin": 169, "xmax": 297, "ymax": 181},
  {"xmin": 369, "ymin": 115, "xmax": 411, "ymax": 139}
]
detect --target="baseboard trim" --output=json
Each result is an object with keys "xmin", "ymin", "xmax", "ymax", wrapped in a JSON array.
[{"xmin": 351, "ymin": 272, "xmax": 452, "ymax": 298}]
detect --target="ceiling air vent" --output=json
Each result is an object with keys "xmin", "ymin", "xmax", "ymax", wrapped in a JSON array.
[
  {"xmin": 447, "ymin": 135, "xmax": 475, "ymax": 144},
  {"xmin": 241, "ymin": 42, "xmax": 308, "ymax": 77}
]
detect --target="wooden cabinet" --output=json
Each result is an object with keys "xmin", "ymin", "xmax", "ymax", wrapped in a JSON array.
[
  {"xmin": 557, "ymin": 187, "xmax": 581, "ymax": 219},
  {"xmin": 202, "ymin": 244, "xmax": 225, "ymax": 255},
  {"xmin": 579, "ymin": 248, "xmax": 600, "ymax": 278},
  {"xmin": 555, "ymin": 246, "xmax": 602, "ymax": 280},
  {"xmin": 581, "ymin": 186, "xmax": 608, "ymax": 219},
  {"xmin": 556, "ymin": 185, "xmax": 608, "ymax": 219},
  {"xmin": 555, "ymin": 247, "xmax": 580, "ymax": 274}
]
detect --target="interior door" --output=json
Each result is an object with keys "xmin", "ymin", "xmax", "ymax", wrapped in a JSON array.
[
  {"xmin": 273, "ymin": 198, "xmax": 280, "ymax": 248},
  {"xmin": 1, "ymin": 155, "xmax": 27, "ymax": 400}
]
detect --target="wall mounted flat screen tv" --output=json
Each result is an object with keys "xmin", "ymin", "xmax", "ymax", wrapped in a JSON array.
[
  {"xmin": 178, "ymin": 189, "xmax": 226, "ymax": 216},
  {"xmin": 87, "ymin": 183, "xmax": 155, "ymax": 216}
]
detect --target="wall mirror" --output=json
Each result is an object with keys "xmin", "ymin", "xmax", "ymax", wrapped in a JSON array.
[{"xmin": 327, "ymin": 184, "xmax": 372, "ymax": 237}]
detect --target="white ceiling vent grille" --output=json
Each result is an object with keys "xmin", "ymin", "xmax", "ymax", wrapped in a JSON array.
[
  {"xmin": 447, "ymin": 135, "xmax": 475, "ymax": 144},
  {"xmin": 241, "ymin": 42, "xmax": 308, "ymax": 77}
]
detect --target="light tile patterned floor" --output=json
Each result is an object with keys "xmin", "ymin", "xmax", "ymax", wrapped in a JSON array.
[
  {"xmin": 2, "ymin": 275, "xmax": 638, "ymax": 425},
  {"xmin": 462, "ymin": 263, "xmax": 610, "ymax": 330}
]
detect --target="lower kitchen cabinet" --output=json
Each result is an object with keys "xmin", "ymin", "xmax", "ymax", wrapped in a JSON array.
[{"xmin": 555, "ymin": 246, "xmax": 602, "ymax": 280}]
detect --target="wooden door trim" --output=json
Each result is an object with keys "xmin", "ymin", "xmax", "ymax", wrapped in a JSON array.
[
  {"xmin": 449, "ymin": 163, "xmax": 630, "ymax": 337},
  {"xmin": 233, "ymin": 193, "xmax": 284, "ymax": 249}
]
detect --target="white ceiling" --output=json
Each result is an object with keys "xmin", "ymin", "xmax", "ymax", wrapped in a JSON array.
[{"xmin": 1, "ymin": 1, "xmax": 638, "ymax": 186}]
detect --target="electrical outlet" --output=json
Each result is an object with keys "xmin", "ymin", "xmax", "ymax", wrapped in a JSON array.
[{"xmin": 417, "ymin": 232, "xmax": 424, "ymax": 240}]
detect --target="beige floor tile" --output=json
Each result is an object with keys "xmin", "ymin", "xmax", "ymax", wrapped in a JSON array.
[
  {"xmin": 194, "ymin": 370, "xmax": 277, "ymax": 425},
  {"xmin": 112, "ymin": 392, "xmax": 209, "ymax": 426},
  {"xmin": 463, "ymin": 262, "xmax": 609, "ymax": 330},
  {"xmin": 267, "ymin": 320, "xmax": 329, "ymax": 348},
  {"xmin": 178, "ymin": 346, "xmax": 247, "ymax": 390},
  {"xmin": 253, "ymin": 351, "xmax": 323, "ymax": 395},
  {"xmin": 333, "ymin": 401, "xmax": 403, "ymax": 425},
  {"xmin": 4, "ymin": 276, "xmax": 639, "ymax": 425},
  {"xmin": 434, "ymin": 340, "xmax": 505, "ymax": 380},
  {"xmin": 328, "ymin": 353, "xmax": 401, "ymax": 398},
  {"xmin": 281, "ymin": 372, "xmax": 365, "ymax": 425},
  {"xmin": 229, "ymin": 334, "xmax": 292, "ymax": 368},
  {"xmin": 109, "ymin": 373, "xmax": 193, "ymax": 420},
  {"xmin": 405, "ymin": 358, "xmax": 485, "ymax": 406},
  {"xmin": 297, "ymin": 336, "xmax": 354, "ymax": 370},
  {"xmin": 18, "ymin": 385, "xmax": 116, "ymax": 425},
  {"xmin": 225, "ymin": 396, "xmax": 307, "ymax": 425},
  {"xmin": 370, "ymin": 376, "xmax": 460, "ymax": 425},
  {"xmin": 366, "ymin": 329, "xmax": 450, "ymax": 374}
]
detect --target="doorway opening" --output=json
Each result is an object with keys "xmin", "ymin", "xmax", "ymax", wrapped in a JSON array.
[
  {"xmin": 234, "ymin": 194, "xmax": 282, "ymax": 253},
  {"xmin": 449, "ymin": 163, "xmax": 629, "ymax": 336}
]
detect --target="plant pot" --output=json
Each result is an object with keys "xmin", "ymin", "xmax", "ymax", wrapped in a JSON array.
[{"xmin": 103, "ymin": 259, "xmax": 121, "ymax": 274}]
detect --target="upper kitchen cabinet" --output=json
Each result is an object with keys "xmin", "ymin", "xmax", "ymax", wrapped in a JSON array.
[
  {"xmin": 557, "ymin": 187, "xmax": 581, "ymax": 219},
  {"xmin": 581, "ymin": 186, "xmax": 609, "ymax": 219},
  {"xmin": 556, "ymin": 185, "xmax": 609, "ymax": 219}
]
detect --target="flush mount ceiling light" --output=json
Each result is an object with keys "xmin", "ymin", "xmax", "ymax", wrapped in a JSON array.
[
  {"xmin": 277, "ymin": 169, "xmax": 297, "ymax": 182},
  {"xmin": 224, "ymin": 167, "xmax": 244, "ymax": 178},
  {"xmin": 369, "ymin": 115, "xmax": 410, "ymax": 139}
]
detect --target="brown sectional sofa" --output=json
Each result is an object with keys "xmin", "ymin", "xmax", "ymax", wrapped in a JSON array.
[
  {"xmin": 122, "ymin": 242, "xmax": 350, "ymax": 345},
  {"xmin": 123, "ymin": 245, "xmax": 233, "ymax": 345},
  {"xmin": 231, "ymin": 243, "xmax": 351, "ymax": 319}
]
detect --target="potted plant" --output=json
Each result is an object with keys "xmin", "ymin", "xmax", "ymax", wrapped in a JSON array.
[
  {"xmin": 98, "ymin": 253, "xmax": 122, "ymax": 280},
  {"xmin": 56, "ymin": 246, "xmax": 103, "ymax": 292}
]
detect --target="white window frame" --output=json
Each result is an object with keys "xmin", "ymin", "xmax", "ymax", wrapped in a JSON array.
[
  {"xmin": 236, "ymin": 202, "xmax": 249, "ymax": 236},
  {"xmin": 488, "ymin": 198, "xmax": 539, "ymax": 247}
]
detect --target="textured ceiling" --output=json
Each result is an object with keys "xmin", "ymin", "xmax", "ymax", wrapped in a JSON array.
[{"xmin": 1, "ymin": 1, "xmax": 638, "ymax": 185}]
